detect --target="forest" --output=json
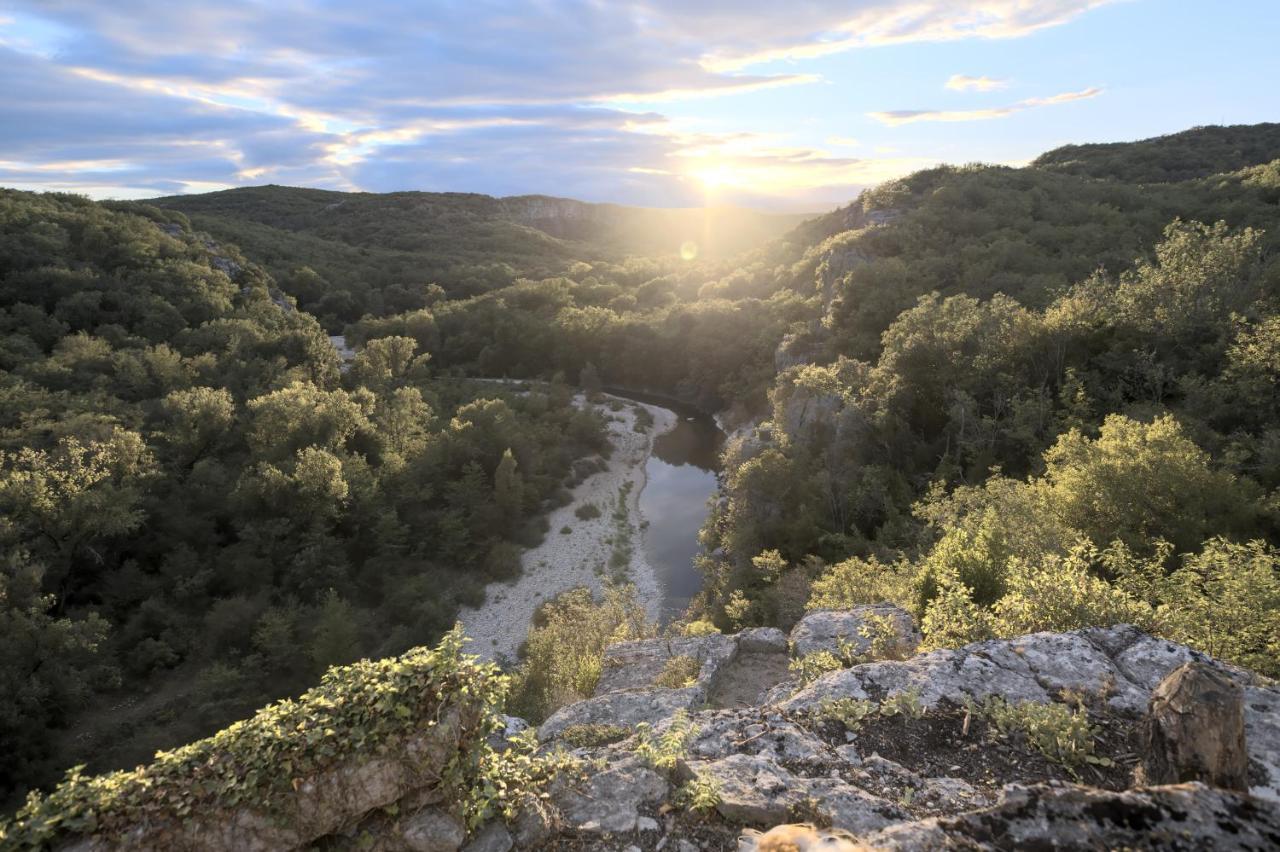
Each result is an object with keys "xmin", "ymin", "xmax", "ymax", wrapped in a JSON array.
[{"xmin": 1, "ymin": 122, "xmax": 1278, "ymax": 809}]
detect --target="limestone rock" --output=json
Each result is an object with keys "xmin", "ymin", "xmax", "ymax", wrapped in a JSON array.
[
  {"xmin": 778, "ymin": 625, "xmax": 1280, "ymax": 802},
  {"xmin": 593, "ymin": 634, "xmax": 737, "ymax": 695},
  {"xmin": 401, "ymin": 807, "xmax": 465, "ymax": 852},
  {"xmin": 737, "ymin": 627, "xmax": 788, "ymax": 654},
  {"xmin": 547, "ymin": 752, "xmax": 667, "ymax": 834},
  {"xmin": 538, "ymin": 686, "xmax": 702, "ymax": 741},
  {"xmin": 540, "ymin": 634, "xmax": 738, "ymax": 741},
  {"xmin": 683, "ymin": 752, "xmax": 902, "ymax": 833},
  {"xmin": 788, "ymin": 605, "xmax": 920, "ymax": 659},
  {"xmin": 859, "ymin": 782, "xmax": 1280, "ymax": 850},
  {"xmin": 461, "ymin": 822, "xmax": 512, "ymax": 852},
  {"xmin": 1138, "ymin": 662, "xmax": 1249, "ymax": 790}
]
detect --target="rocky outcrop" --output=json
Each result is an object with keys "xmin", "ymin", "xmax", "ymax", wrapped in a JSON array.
[
  {"xmin": 859, "ymin": 781, "xmax": 1280, "ymax": 851},
  {"xmin": 539, "ymin": 634, "xmax": 738, "ymax": 740},
  {"xmin": 788, "ymin": 605, "xmax": 921, "ymax": 659},
  {"xmin": 530, "ymin": 618, "xmax": 1280, "ymax": 850},
  {"xmin": 34, "ymin": 616, "xmax": 1280, "ymax": 852},
  {"xmin": 778, "ymin": 624, "xmax": 1280, "ymax": 800}
]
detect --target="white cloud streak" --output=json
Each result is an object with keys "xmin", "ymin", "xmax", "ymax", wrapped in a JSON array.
[{"xmin": 869, "ymin": 86, "xmax": 1104, "ymax": 126}]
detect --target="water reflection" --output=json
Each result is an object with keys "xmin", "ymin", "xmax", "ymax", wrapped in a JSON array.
[{"xmin": 608, "ymin": 390, "xmax": 724, "ymax": 620}]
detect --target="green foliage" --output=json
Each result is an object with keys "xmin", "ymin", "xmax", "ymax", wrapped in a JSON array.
[
  {"xmin": 654, "ymin": 655, "xmax": 701, "ymax": 689},
  {"xmin": 1118, "ymin": 538, "xmax": 1280, "ymax": 676},
  {"xmin": 991, "ymin": 545, "xmax": 1154, "ymax": 637},
  {"xmin": 0, "ymin": 628, "xmax": 502, "ymax": 847},
  {"xmin": 460, "ymin": 727, "xmax": 581, "ymax": 831},
  {"xmin": 789, "ymin": 637, "xmax": 864, "ymax": 686},
  {"xmin": 574, "ymin": 502, "xmax": 602, "ymax": 521},
  {"xmin": 0, "ymin": 190, "xmax": 613, "ymax": 799},
  {"xmin": 507, "ymin": 585, "xmax": 652, "ymax": 722},
  {"xmin": 816, "ymin": 698, "xmax": 877, "ymax": 731},
  {"xmin": 677, "ymin": 772, "xmax": 723, "ymax": 814},
  {"xmin": 977, "ymin": 696, "xmax": 1113, "ymax": 777},
  {"xmin": 632, "ymin": 710, "xmax": 698, "ymax": 772},
  {"xmin": 558, "ymin": 724, "xmax": 629, "ymax": 749},
  {"xmin": 0, "ymin": 551, "xmax": 117, "ymax": 795},
  {"xmin": 807, "ymin": 556, "xmax": 916, "ymax": 612},
  {"xmin": 879, "ymin": 688, "xmax": 925, "ymax": 720},
  {"xmin": 1033, "ymin": 123, "xmax": 1280, "ymax": 182}
]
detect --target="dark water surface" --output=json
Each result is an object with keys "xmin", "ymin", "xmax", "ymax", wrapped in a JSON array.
[{"xmin": 606, "ymin": 389, "xmax": 725, "ymax": 619}]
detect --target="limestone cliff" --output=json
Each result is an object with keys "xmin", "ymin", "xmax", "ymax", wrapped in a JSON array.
[{"xmin": 9, "ymin": 614, "xmax": 1280, "ymax": 851}]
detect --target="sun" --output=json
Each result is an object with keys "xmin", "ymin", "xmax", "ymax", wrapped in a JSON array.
[{"xmin": 692, "ymin": 162, "xmax": 739, "ymax": 190}]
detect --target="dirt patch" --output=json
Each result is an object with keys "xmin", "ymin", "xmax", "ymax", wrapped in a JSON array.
[
  {"xmin": 708, "ymin": 652, "xmax": 793, "ymax": 709},
  {"xmin": 802, "ymin": 702, "xmax": 1138, "ymax": 809}
]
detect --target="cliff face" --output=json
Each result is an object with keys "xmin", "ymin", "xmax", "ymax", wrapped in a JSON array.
[
  {"xmin": 14, "ymin": 615, "xmax": 1280, "ymax": 851},
  {"xmin": 519, "ymin": 611, "xmax": 1280, "ymax": 850}
]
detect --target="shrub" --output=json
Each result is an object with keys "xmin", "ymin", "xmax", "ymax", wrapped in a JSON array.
[
  {"xmin": 677, "ymin": 773, "xmax": 722, "ymax": 813},
  {"xmin": 817, "ymin": 698, "xmax": 877, "ymax": 731},
  {"xmin": 507, "ymin": 585, "xmax": 652, "ymax": 722},
  {"xmin": 992, "ymin": 545, "xmax": 1153, "ymax": 636},
  {"xmin": 977, "ymin": 697, "xmax": 1112, "ymax": 777},
  {"xmin": 632, "ymin": 710, "xmax": 698, "ymax": 771},
  {"xmin": 808, "ymin": 555, "xmax": 916, "ymax": 612},
  {"xmin": 575, "ymin": 503, "xmax": 602, "ymax": 521},
  {"xmin": 654, "ymin": 655, "xmax": 701, "ymax": 689}
]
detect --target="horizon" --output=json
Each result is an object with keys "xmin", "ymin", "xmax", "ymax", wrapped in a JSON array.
[{"xmin": 2, "ymin": 1, "xmax": 1279, "ymax": 211}]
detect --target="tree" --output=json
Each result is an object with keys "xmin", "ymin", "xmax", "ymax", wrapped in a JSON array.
[
  {"xmin": 579, "ymin": 362, "xmax": 602, "ymax": 395},
  {"xmin": 160, "ymin": 386, "xmax": 235, "ymax": 466},
  {"xmin": 1043, "ymin": 414, "xmax": 1256, "ymax": 554},
  {"xmin": 0, "ymin": 431, "xmax": 152, "ymax": 591},
  {"xmin": 245, "ymin": 382, "xmax": 370, "ymax": 463},
  {"xmin": 309, "ymin": 590, "xmax": 362, "ymax": 674},
  {"xmin": 493, "ymin": 448, "xmax": 523, "ymax": 531},
  {"xmin": 0, "ymin": 550, "xmax": 117, "ymax": 795}
]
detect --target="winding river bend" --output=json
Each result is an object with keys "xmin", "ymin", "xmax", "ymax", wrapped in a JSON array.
[{"xmin": 607, "ymin": 389, "xmax": 725, "ymax": 619}]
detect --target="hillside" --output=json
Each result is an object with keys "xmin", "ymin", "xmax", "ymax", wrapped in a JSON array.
[
  {"xmin": 149, "ymin": 186, "xmax": 811, "ymax": 328},
  {"xmin": 2, "ymin": 122, "xmax": 1279, "ymax": 841},
  {"xmin": 1032, "ymin": 122, "xmax": 1280, "ymax": 183}
]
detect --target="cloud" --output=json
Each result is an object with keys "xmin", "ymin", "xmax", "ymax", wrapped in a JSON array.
[
  {"xmin": 870, "ymin": 86, "xmax": 1104, "ymax": 125},
  {"xmin": 945, "ymin": 74, "xmax": 1007, "ymax": 92},
  {"xmin": 0, "ymin": 2, "xmax": 1117, "ymax": 204}
]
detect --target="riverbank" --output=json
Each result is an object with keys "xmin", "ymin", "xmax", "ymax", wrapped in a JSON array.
[{"xmin": 457, "ymin": 393, "xmax": 677, "ymax": 662}]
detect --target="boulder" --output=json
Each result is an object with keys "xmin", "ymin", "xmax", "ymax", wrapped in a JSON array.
[
  {"xmin": 593, "ymin": 634, "xmax": 737, "ymax": 695},
  {"xmin": 737, "ymin": 627, "xmax": 789, "ymax": 654},
  {"xmin": 538, "ymin": 686, "xmax": 702, "ymax": 741},
  {"xmin": 400, "ymin": 808, "xmax": 465, "ymax": 852},
  {"xmin": 788, "ymin": 605, "xmax": 920, "ymax": 659},
  {"xmin": 1138, "ymin": 662, "xmax": 1249, "ymax": 790},
  {"xmin": 540, "ymin": 634, "xmax": 738, "ymax": 741}
]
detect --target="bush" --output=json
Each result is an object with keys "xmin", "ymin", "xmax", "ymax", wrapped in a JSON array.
[
  {"xmin": 575, "ymin": 503, "xmax": 602, "ymax": 521},
  {"xmin": 654, "ymin": 655, "xmax": 701, "ymax": 689},
  {"xmin": 977, "ymin": 696, "xmax": 1113, "ymax": 777},
  {"xmin": 507, "ymin": 585, "xmax": 652, "ymax": 722}
]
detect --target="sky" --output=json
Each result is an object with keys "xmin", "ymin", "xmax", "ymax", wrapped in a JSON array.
[{"xmin": 1, "ymin": 0, "xmax": 1277, "ymax": 211}]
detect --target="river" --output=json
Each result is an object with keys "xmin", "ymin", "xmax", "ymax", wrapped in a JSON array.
[{"xmin": 606, "ymin": 389, "xmax": 725, "ymax": 620}]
